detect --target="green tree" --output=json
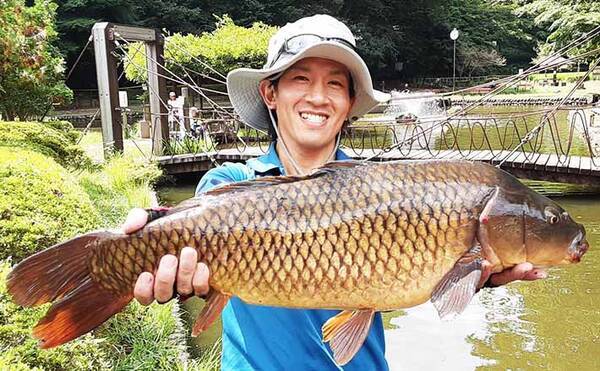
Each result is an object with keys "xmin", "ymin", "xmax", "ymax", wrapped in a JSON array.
[
  {"xmin": 431, "ymin": 0, "xmax": 540, "ymax": 77},
  {"xmin": 124, "ymin": 15, "xmax": 277, "ymax": 83},
  {"xmin": 517, "ymin": 0, "xmax": 600, "ymax": 61},
  {"xmin": 0, "ymin": 0, "xmax": 72, "ymax": 120}
]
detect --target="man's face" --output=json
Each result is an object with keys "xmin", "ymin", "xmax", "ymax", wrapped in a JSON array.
[{"xmin": 265, "ymin": 57, "xmax": 355, "ymax": 152}]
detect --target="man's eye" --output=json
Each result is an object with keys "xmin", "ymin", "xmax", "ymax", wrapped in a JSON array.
[
  {"xmin": 293, "ymin": 75, "xmax": 309, "ymax": 81},
  {"xmin": 329, "ymin": 80, "xmax": 343, "ymax": 87}
]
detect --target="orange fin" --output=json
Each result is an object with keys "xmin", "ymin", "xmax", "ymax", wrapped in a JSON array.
[
  {"xmin": 431, "ymin": 245, "xmax": 483, "ymax": 319},
  {"xmin": 7, "ymin": 231, "xmax": 111, "ymax": 307},
  {"xmin": 191, "ymin": 290, "xmax": 229, "ymax": 336},
  {"xmin": 34, "ymin": 279, "xmax": 132, "ymax": 348},
  {"xmin": 322, "ymin": 309, "xmax": 375, "ymax": 366},
  {"xmin": 7, "ymin": 230, "xmax": 131, "ymax": 348}
]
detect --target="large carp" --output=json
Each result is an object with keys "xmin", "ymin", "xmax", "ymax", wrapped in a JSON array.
[{"xmin": 8, "ymin": 160, "xmax": 589, "ymax": 365}]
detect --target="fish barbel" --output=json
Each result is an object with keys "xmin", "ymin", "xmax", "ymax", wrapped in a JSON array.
[{"xmin": 7, "ymin": 160, "xmax": 589, "ymax": 364}]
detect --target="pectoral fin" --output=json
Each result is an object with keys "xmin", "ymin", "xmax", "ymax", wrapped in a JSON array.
[
  {"xmin": 322, "ymin": 309, "xmax": 375, "ymax": 366},
  {"xmin": 191, "ymin": 290, "xmax": 229, "ymax": 336},
  {"xmin": 431, "ymin": 245, "xmax": 483, "ymax": 319}
]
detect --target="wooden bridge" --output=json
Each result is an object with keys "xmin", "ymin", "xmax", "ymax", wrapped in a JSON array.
[{"xmin": 156, "ymin": 146, "xmax": 600, "ymax": 185}]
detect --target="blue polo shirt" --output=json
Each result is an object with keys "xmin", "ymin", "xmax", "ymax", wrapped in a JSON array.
[{"xmin": 195, "ymin": 143, "xmax": 388, "ymax": 371}]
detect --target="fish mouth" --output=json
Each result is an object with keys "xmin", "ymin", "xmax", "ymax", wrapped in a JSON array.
[{"xmin": 568, "ymin": 230, "xmax": 589, "ymax": 263}]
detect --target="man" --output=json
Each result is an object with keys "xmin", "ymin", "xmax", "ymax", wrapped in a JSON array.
[
  {"xmin": 123, "ymin": 15, "xmax": 546, "ymax": 370},
  {"xmin": 168, "ymin": 91, "xmax": 185, "ymax": 138}
]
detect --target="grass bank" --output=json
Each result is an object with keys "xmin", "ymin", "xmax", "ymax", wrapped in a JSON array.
[{"xmin": 0, "ymin": 120, "xmax": 220, "ymax": 370}]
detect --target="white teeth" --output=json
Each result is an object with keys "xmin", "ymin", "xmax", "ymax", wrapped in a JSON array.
[{"xmin": 300, "ymin": 112, "xmax": 326, "ymax": 123}]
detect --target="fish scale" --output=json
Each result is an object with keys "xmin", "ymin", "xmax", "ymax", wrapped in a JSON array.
[{"xmin": 90, "ymin": 160, "xmax": 495, "ymax": 310}]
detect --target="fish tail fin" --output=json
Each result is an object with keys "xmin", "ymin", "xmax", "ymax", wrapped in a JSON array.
[{"xmin": 7, "ymin": 231, "xmax": 132, "ymax": 348}]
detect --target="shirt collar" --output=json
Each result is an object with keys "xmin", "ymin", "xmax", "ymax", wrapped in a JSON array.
[{"xmin": 246, "ymin": 142, "xmax": 350, "ymax": 175}]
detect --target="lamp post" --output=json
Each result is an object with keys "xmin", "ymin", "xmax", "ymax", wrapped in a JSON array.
[{"xmin": 450, "ymin": 28, "xmax": 459, "ymax": 92}]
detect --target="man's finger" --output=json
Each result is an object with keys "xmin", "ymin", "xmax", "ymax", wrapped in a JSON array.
[
  {"xmin": 192, "ymin": 262, "xmax": 210, "ymax": 297},
  {"xmin": 489, "ymin": 262, "xmax": 537, "ymax": 287},
  {"xmin": 522, "ymin": 268, "xmax": 547, "ymax": 281},
  {"xmin": 154, "ymin": 254, "xmax": 178, "ymax": 303},
  {"xmin": 177, "ymin": 247, "xmax": 198, "ymax": 296},
  {"xmin": 477, "ymin": 260, "xmax": 493, "ymax": 289},
  {"xmin": 134, "ymin": 272, "xmax": 154, "ymax": 306},
  {"xmin": 122, "ymin": 208, "xmax": 148, "ymax": 234}
]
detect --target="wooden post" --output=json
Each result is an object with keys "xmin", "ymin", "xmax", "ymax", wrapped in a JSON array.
[
  {"xmin": 92, "ymin": 23, "xmax": 168, "ymax": 156},
  {"xmin": 92, "ymin": 22, "xmax": 123, "ymax": 157},
  {"xmin": 145, "ymin": 30, "xmax": 169, "ymax": 155}
]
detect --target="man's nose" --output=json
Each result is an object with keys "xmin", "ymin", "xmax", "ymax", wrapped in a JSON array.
[{"xmin": 304, "ymin": 82, "xmax": 328, "ymax": 105}]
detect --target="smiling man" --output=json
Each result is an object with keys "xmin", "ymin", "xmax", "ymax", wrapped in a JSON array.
[{"xmin": 123, "ymin": 14, "xmax": 547, "ymax": 370}]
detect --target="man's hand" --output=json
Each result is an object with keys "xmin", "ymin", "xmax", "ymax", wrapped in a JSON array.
[
  {"xmin": 122, "ymin": 208, "xmax": 210, "ymax": 306},
  {"xmin": 478, "ymin": 261, "xmax": 548, "ymax": 289}
]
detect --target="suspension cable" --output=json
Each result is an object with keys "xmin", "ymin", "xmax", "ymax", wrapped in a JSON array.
[
  {"xmin": 115, "ymin": 37, "xmax": 237, "ymax": 125},
  {"xmin": 163, "ymin": 33, "xmax": 227, "ymax": 80},
  {"xmin": 495, "ymin": 57, "xmax": 600, "ymax": 168},
  {"xmin": 362, "ymin": 44, "xmax": 600, "ymax": 161}
]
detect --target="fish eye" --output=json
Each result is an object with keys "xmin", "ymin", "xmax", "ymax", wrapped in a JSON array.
[{"xmin": 544, "ymin": 207, "xmax": 560, "ymax": 225}]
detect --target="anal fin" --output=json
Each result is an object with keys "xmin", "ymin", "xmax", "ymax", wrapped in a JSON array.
[
  {"xmin": 191, "ymin": 290, "xmax": 229, "ymax": 336},
  {"xmin": 322, "ymin": 309, "xmax": 375, "ymax": 366},
  {"xmin": 431, "ymin": 245, "xmax": 483, "ymax": 320}
]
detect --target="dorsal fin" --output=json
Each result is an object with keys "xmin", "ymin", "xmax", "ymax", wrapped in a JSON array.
[
  {"xmin": 316, "ymin": 160, "xmax": 366, "ymax": 173},
  {"xmin": 202, "ymin": 174, "xmax": 311, "ymax": 196},
  {"xmin": 201, "ymin": 160, "xmax": 364, "ymax": 197},
  {"xmin": 166, "ymin": 197, "xmax": 207, "ymax": 216}
]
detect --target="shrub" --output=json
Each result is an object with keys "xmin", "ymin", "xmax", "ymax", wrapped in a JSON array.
[
  {"xmin": 0, "ymin": 147, "xmax": 100, "ymax": 262},
  {"xmin": 0, "ymin": 135, "xmax": 216, "ymax": 370},
  {"xmin": 0, "ymin": 0, "xmax": 72, "ymax": 120},
  {"xmin": 0, "ymin": 121, "xmax": 91, "ymax": 169}
]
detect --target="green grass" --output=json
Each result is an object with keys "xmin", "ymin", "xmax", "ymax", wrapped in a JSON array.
[
  {"xmin": 77, "ymin": 128, "xmax": 153, "ymax": 163},
  {"xmin": 162, "ymin": 136, "xmax": 217, "ymax": 156},
  {"xmin": 0, "ymin": 120, "xmax": 221, "ymax": 370},
  {"xmin": 527, "ymin": 71, "xmax": 595, "ymax": 82}
]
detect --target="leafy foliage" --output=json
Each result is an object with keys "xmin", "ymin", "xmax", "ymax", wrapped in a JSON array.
[
  {"xmin": 517, "ymin": 0, "xmax": 600, "ymax": 61},
  {"xmin": 430, "ymin": 0, "xmax": 540, "ymax": 76},
  {"xmin": 0, "ymin": 121, "xmax": 91, "ymax": 169},
  {"xmin": 0, "ymin": 0, "xmax": 72, "ymax": 120},
  {"xmin": 77, "ymin": 153, "xmax": 162, "ymax": 227},
  {"xmin": 0, "ymin": 147, "xmax": 101, "ymax": 262},
  {"xmin": 125, "ymin": 15, "xmax": 276, "ymax": 82},
  {"xmin": 0, "ymin": 120, "xmax": 217, "ymax": 370},
  {"xmin": 459, "ymin": 45, "xmax": 507, "ymax": 77}
]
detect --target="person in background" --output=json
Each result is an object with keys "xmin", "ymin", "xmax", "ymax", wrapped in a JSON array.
[
  {"xmin": 122, "ymin": 15, "xmax": 547, "ymax": 370},
  {"xmin": 168, "ymin": 91, "xmax": 185, "ymax": 138}
]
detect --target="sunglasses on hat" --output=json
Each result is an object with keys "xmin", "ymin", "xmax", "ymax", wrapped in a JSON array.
[{"xmin": 269, "ymin": 34, "xmax": 356, "ymax": 68}]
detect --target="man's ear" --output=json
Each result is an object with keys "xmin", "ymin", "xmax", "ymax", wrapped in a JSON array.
[{"xmin": 259, "ymin": 80, "xmax": 277, "ymax": 110}]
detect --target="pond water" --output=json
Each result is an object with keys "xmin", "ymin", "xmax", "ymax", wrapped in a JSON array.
[{"xmin": 158, "ymin": 179, "xmax": 599, "ymax": 370}]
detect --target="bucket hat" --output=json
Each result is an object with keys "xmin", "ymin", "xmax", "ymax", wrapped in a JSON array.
[{"xmin": 226, "ymin": 14, "xmax": 390, "ymax": 132}]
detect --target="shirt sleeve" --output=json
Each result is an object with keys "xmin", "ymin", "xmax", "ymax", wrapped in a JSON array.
[{"xmin": 195, "ymin": 162, "xmax": 254, "ymax": 196}]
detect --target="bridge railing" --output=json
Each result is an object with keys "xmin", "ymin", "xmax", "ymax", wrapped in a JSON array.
[{"xmin": 159, "ymin": 105, "xmax": 599, "ymax": 169}]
